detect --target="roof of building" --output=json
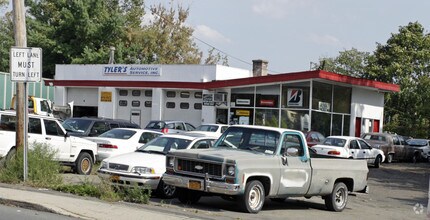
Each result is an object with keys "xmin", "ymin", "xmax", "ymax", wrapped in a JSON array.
[{"xmin": 45, "ymin": 70, "xmax": 400, "ymax": 92}]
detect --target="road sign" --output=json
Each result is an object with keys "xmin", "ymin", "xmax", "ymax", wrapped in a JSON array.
[{"xmin": 10, "ymin": 47, "xmax": 42, "ymax": 82}]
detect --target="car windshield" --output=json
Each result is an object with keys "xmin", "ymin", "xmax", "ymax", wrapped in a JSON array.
[
  {"xmin": 145, "ymin": 121, "xmax": 165, "ymax": 129},
  {"xmin": 99, "ymin": 129, "xmax": 136, "ymax": 139},
  {"xmin": 215, "ymin": 127, "xmax": 279, "ymax": 155},
  {"xmin": 62, "ymin": 119, "xmax": 92, "ymax": 133},
  {"xmin": 407, "ymin": 139, "xmax": 428, "ymax": 146},
  {"xmin": 196, "ymin": 125, "xmax": 218, "ymax": 132},
  {"xmin": 321, "ymin": 138, "xmax": 346, "ymax": 147},
  {"xmin": 137, "ymin": 137, "xmax": 192, "ymax": 153}
]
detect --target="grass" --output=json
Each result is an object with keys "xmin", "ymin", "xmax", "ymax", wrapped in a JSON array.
[{"xmin": 0, "ymin": 143, "xmax": 151, "ymax": 204}]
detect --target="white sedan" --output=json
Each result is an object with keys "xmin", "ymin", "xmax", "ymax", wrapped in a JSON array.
[
  {"xmin": 97, "ymin": 133, "xmax": 218, "ymax": 198},
  {"xmin": 312, "ymin": 136, "xmax": 385, "ymax": 168},
  {"xmin": 84, "ymin": 128, "xmax": 163, "ymax": 162},
  {"xmin": 185, "ymin": 124, "xmax": 229, "ymax": 138}
]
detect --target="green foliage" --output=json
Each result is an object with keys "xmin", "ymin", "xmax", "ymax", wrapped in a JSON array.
[
  {"xmin": 115, "ymin": 184, "xmax": 151, "ymax": 204},
  {"xmin": 0, "ymin": 13, "xmax": 14, "ymax": 73},
  {"xmin": 314, "ymin": 48, "xmax": 370, "ymax": 78},
  {"xmin": 204, "ymin": 48, "xmax": 229, "ymax": 65},
  {"xmin": 55, "ymin": 182, "xmax": 102, "ymax": 197},
  {"xmin": 0, "ymin": 143, "xmax": 63, "ymax": 187}
]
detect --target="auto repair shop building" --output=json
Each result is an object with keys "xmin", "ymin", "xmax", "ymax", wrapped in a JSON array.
[{"xmin": 45, "ymin": 60, "xmax": 399, "ymax": 137}]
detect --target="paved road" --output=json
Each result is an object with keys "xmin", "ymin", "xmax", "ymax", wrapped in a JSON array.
[
  {"xmin": 61, "ymin": 162, "xmax": 430, "ymax": 220},
  {"xmin": 0, "ymin": 203, "xmax": 78, "ymax": 220}
]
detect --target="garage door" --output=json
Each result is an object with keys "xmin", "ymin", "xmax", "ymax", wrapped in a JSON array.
[
  {"xmin": 163, "ymin": 90, "xmax": 202, "ymax": 128},
  {"xmin": 116, "ymin": 89, "xmax": 152, "ymax": 127},
  {"xmin": 67, "ymin": 88, "xmax": 98, "ymax": 107}
]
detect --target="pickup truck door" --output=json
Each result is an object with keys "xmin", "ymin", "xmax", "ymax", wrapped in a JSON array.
[
  {"xmin": 277, "ymin": 132, "xmax": 312, "ymax": 196},
  {"xmin": 42, "ymin": 118, "xmax": 71, "ymax": 161}
]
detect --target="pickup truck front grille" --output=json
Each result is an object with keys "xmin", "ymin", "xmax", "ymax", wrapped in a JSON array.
[
  {"xmin": 177, "ymin": 159, "xmax": 222, "ymax": 178},
  {"xmin": 108, "ymin": 163, "xmax": 129, "ymax": 171}
]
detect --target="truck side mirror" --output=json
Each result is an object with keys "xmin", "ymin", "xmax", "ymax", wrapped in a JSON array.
[{"xmin": 286, "ymin": 147, "xmax": 299, "ymax": 157}]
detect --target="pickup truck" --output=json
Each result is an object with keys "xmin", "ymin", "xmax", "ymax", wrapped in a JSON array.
[
  {"xmin": 0, "ymin": 110, "xmax": 97, "ymax": 175},
  {"xmin": 163, "ymin": 125, "xmax": 368, "ymax": 213}
]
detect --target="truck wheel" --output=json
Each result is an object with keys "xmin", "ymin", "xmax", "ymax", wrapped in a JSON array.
[
  {"xmin": 75, "ymin": 152, "xmax": 93, "ymax": 175},
  {"xmin": 325, "ymin": 182, "xmax": 348, "ymax": 212},
  {"xmin": 0, "ymin": 147, "xmax": 16, "ymax": 168},
  {"xmin": 374, "ymin": 155, "xmax": 382, "ymax": 168},
  {"xmin": 240, "ymin": 180, "xmax": 265, "ymax": 213},
  {"xmin": 412, "ymin": 153, "xmax": 419, "ymax": 163},
  {"xmin": 156, "ymin": 180, "xmax": 176, "ymax": 199},
  {"xmin": 177, "ymin": 188, "xmax": 201, "ymax": 204},
  {"xmin": 386, "ymin": 154, "xmax": 393, "ymax": 163}
]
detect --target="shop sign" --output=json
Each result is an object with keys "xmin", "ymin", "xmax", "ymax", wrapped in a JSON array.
[
  {"xmin": 103, "ymin": 65, "xmax": 161, "ymax": 76},
  {"xmin": 259, "ymin": 99, "xmax": 275, "ymax": 107},
  {"xmin": 287, "ymin": 89, "xmax": 303, "ymax": 107},
  {"xmin": 100, "ymin": 91, "xmax": 112, "ymax": 102},
  {"xmin": 319, "ymin": 101, "xmax": 330, "ymax": 112},
  {"xmin": 236, "ymin": 99, "xmax": 250, "ymax": 106},
  {"xmin": 236, "ymin": 110, "xmax": 250, "ymax": 116}
]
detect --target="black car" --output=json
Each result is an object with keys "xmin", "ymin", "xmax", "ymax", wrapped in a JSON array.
[{"xmin": 62, "ymin": 117, "xmax": 140, "ymax": 137}]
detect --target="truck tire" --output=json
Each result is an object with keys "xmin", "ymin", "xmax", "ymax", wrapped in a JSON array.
[
  {"xmin": 156, "ymin": 180, "xmax": 177, "ymax": 199},
  {"xmin": 386, "ymin": 154, "xmax": 393, "ymax": 163},
  {"xmin": 374, "ymin": 155, "xmax": 382, "ymax": 168},
  {"xmin": 240, "ymin": 180, "xmax": 265, "ymax": 213},
  {"xmin": 177, "ymin": 188, "xmax": 201, "ymax": 204},
  {"xmin": 75, "ymin": 152, "xmax": 93, "ymax": 175},
  {"xmin": 325, "ymin": 182, "xmax": 348, "ymax": 212},
  {"xmin": 0, "ymin": 147, "xmax": 16, "ymax": 168}
]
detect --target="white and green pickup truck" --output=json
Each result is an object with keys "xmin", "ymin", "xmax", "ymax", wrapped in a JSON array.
[
  {"xmin": 0, "ymin": 110, "xmax": 97, "ymax": 175},
  {"xmin": 163, "ymin": 125, "xmax": 368, "ymax": 213}
]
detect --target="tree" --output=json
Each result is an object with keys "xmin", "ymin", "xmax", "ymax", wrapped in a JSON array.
[
  {"xmin": 367, "ymin": 22, "xmax": 430, "ymax": 137},
  {"xmin": 0, "ymin": 13, "xmax": 14, "ymax": 73},
  {"xmin": 204, "ymin": 47, "xmax": 229, "ymax": 65},
  {"xmin": 313, "ymin": 48, "xmax": 370, "ymax": 78}
]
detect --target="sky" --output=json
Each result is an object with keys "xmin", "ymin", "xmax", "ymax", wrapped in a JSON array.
[{"xmin": 147, "ymin": 0, "xmax": 430, "ymax": 74}]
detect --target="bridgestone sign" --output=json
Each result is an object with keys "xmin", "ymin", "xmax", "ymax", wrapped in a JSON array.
[{"xmin": 10, "ymin": 47, "xmax": 42, "ymax": 82}]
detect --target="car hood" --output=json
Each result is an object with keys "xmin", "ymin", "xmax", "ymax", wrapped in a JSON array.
[
  {"xmin": 168, "ymin": 148, "xmax": 273, "ymax": 163},
  {"xmin": 104, "ymin": 151, "xmax": 166, "ymax": 169},
  {"xmin": 69, "ymin": 136, "xmax": 97, "ymax": 148}
]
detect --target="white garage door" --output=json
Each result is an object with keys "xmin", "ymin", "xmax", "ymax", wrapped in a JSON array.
[
  {"xmin": 116, "ymin": 89, "xmax": 152, "ymax": 127},
  {"xmin": 67, "ymin": 88, "xmax": 98, "ymax": 106},
  {"xmin": 163, "ymin": 90, "xmax": 203, "ymax": 128}
]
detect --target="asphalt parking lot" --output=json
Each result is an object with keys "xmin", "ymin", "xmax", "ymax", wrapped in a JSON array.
[{"xmin": 62, "ymin": 162, "xmax": 430, "ymax": 220}]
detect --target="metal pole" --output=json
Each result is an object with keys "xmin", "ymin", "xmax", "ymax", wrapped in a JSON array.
[
  {"xmin": 12, "ymin": 0, "xmax": 28, "ymax": 181},
  {"xmin": 23, "ymin": 82, "xmax": 28, "ymax": 181}
]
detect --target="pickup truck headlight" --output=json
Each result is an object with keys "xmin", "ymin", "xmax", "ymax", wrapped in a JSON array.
[
  {"xmin": 167, "ymin": 157, "xmax": 175, "ymax": 167},
  {"xmin": 131, "ymin": 166, "xmax": 155, "ymax": 175},
  {"xmin": 227, "ymin": 165, "xmax": 235, "ymax": 176}
]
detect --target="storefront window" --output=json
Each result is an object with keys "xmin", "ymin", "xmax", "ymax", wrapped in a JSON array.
[
  {"xmin": 256, "ymin": 85, "xmax": 279, "ymax": 108},
  {"xmin": 255, "ymin": 109, "xmax": 279, "ymax": 127},
  {"xmin": 332, "ymin": 114, "xmax": 342, "ymax": 135},
  {"xmin": 280, "ymin": 110, "xmax": 310, "ymax": 131},
  {"xmin": 311, "ymin": 111, "xmax": 331, "ymax": 137},
  {"xmin": 230, "ymin": 108, "xmax": 253, "ymax": 125},
  {"xmin": 281, "ymin": 82, "xmax": 310, "ymax": 109},
  {"xmin": 231, "ymin": 87, "xmax": 254, "ymax": 107},
  {"xmin": 312, "ymin": 82, "xmax": 332, "ymax": 111},
  {"xmin": 343, "ymin": 115, "xmax": 350, "ymax": 136},
  {"xmin": 333, "ymin": 86, "xmax": 351, "ymax": 113}
]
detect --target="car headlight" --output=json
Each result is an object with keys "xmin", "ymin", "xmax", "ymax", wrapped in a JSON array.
[
  {"xmin": 131, "ymin": 167, "xmax": 155, "ymax": 175},
  {"xmin": 167, "ymin": 157, "xmax": 175, "ymax": 167},
  {"xmin": 100, "ymin": 161, "xmax": 107, "ymax": 169},
  {"xmin": 227, "ymin": 165, "xmax": 235, "ymax": 176}
]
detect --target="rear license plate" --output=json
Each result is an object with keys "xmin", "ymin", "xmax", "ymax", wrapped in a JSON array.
[
  {"xmin": 188, "ymin": 180, "xmax": 201, "ymax": 190},
  {"xmin": 110, "ymin": 175, "xmax": 120, "ymax": 182}
]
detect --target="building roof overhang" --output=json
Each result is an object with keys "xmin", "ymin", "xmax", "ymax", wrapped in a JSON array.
[{"xmin": 44, "ymin": 70, "xmax": 400, "ymax": 93}]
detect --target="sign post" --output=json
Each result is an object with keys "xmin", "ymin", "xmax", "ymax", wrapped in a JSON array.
[{"xmin": 10, "ymin": 47, "xmax": 42, "ymax": 182}]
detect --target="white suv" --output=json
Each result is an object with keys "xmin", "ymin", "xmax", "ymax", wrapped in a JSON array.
[{"xmin": 0, "ymin": 111, "xmax": 97, "ymax": 175}]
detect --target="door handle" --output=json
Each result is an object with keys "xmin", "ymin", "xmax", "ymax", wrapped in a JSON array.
[{"xmin": 45, "ymin": 137, "xmax": 51, "ymax": 140}]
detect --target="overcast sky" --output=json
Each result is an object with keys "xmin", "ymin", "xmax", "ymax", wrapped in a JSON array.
[{"xmin": 148, "ymin": 0, "xmax": 430, "ymax": 74}]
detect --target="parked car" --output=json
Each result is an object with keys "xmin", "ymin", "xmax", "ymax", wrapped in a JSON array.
[
  {"xmin": 303, "ymin": 131, "xmax": 325, "ymax": 147},
  {"xmin": 97, "ymin": 133, "xmax": 217, "ymax": 198},
  {"xmin": 84, "ymin": 128, "xmax": 163, "ymax": 162},
  {"xmin": 62, "ymin": 117, "xmax": 140, "ymax": 137},
  {"xmin": 0, "ymin": 110, "xmax": 97, "ymax": 175},
  {"xmin": 361, "ymin": 132, "xmax": 411, "ymax": 163},
  {"xmin": 144, "ymin": 120, "xmax": 195, "ymax": 134},
  {"xmin": 312, "ymin": 136, "xmax": 385, "ymax": 168},
  {"xmin": 406, "ymin": 139, "xmax": 430, "ymax": 163},
  {"xmin": 185, "ymin": 123, "xmax": 229, "ymax": 138},
  {"xmin": 163, "ymin": 125, "xmax": 368, "ymax": 213}
]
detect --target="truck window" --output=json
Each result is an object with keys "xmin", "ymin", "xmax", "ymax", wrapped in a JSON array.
[
  {"xmin": 29, "ymin": 118, "xmax": 42, "ymax": 134},
  {"xmin": 0, "ymin": 115, "xmax": 16, "ymax": 131},
  {"xmin": 44, "ymin": 119, "xmax": 64, "ymax": 136},
  {"xmin": 281, "ymin": 134, "xmax": 304, "ymax": 157},
  {"xmin": 90, "ymin": 122, "xmax": 109, "ymax": 136}
]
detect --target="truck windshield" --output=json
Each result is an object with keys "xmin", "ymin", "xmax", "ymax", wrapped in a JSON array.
[
  {"xmin": 62, "ymin": 119, "xmax": 92, "ymax": 133},
  {"xmin": 215, "ymin": 127, "xmax": 280, "ymax": 155}
]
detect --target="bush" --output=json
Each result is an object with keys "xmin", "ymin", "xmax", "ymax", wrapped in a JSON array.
[{"xmin": 0, "ymin": 143, "xmax": 63, "ymax": 187}]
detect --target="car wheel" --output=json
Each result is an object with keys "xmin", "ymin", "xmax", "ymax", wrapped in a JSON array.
[
  {"xmin": 325, "ymin": 182, "xmax": 348, "ymax": 212},
  {"xmin": 412, "ymin": 153, "xmax": 419, "ymax": 163},
  {"xmin": 177, "ymin": 188, "xmax": 201, "ymax": 204},
  {"xmin": 240, "ymin": 180, "xmax": 265, "ymax": 213},
  {"xmin": 75, "ymin": 152, "xmax": 93, "ymax": 175},
  {"xmin": 374, "ymin": 155, "xmax": 382, "ymax": 168},
  {"xmin": 156, "ymin": 180, "xmax": 176, "ymax": 199},
  {"xmin": 386, "ymin": 154, "xmax": 393, "ymax": 163}
]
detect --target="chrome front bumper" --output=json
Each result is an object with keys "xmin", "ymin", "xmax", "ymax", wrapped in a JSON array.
[
  {"xmin": 162, "ymin": 173, "xmax": 242, "ymax": 195},
  {"xmin": 98, "ymin": 169, "xmax": 161, "ymax": 190}
]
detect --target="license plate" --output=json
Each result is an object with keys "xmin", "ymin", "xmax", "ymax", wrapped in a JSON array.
[
  {"xmin": 188, "ymin": 180, "xmax": 201, "ymax": 190},
  {"xmin": 110, "ymin": 175, "xmax": 120, "ymax": 182}
]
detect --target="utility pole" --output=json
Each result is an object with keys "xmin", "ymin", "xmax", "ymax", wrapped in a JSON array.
[{"xmin": 12, "ymin": 0, "xmax": 28, "ymax": 180}]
